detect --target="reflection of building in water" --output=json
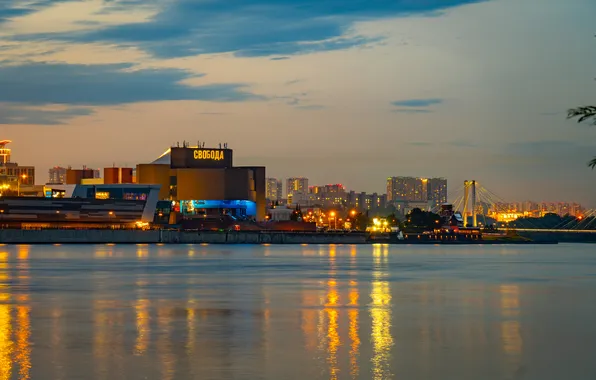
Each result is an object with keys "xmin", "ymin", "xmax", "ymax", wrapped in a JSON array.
[
  {"xmin": 326, "ymin": 280, "xmax": 340, "ymax": 380},
  {"xmin": 348, "ymin": 244, "xmax": 360, "ymax": 378},
  {"xmin": 301, "ymin": 287, "xmax": 318, "ymax": 352},
  {"xmin": 0, "ymin": 250, "xmax": 12, "ymax": 380},
  {"xmin": 349, "ymin": 280, "xmax": 360, "ymax": 379},
  {"xmin": 134, "ymin": 281, "xmax": 150, "ymax": 356},
  {"xmin": 370, "ymin": 244, "xmax": 393, "ymax": 380},
  {"xmin": 325, "ymin": 245, "xmax": 340, "ymax": 380},
  {"xmin": 500, "ymin": 285, "xmax": 522, "ymax": 355},
  {"xmin": 51, "ymin": 307, "xmax": 64, "ymax": 380},
  {"xmin": 157, "ymin": 303, "xmax": 176, "ymax": 380},
  {"xmin": 15, "ymin": 245, "xmax": 31, "ymax": 380},
  {"xmin": 93, "ymin": 300, "xmax": 110, "ymax": 380}
]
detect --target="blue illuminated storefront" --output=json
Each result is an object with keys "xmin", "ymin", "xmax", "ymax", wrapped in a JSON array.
[{"xmin": 179, "ymin": 200, "xmax": 257, "ymax": 218}]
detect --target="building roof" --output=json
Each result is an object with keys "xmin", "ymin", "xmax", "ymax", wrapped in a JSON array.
[{"xmin": 152, "ymin": 148, "xmax": 171, "ymax": 165}]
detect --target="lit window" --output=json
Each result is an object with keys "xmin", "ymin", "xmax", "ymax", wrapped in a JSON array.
[{"xmin": 95, "ymin": 191, "xmax": 110, "ymax": 200}]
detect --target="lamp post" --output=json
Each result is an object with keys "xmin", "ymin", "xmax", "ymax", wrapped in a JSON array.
[
  {"xmin": 17, "ymin": 174, "xmax": 27, "ymax": 197},
  {"xmin": 329, "ymin": 211, "xmax": 336, "ymax": 230}
]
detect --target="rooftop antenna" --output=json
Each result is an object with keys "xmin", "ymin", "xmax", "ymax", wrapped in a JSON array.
[
  {"xmin": 219, "ymin": 143, "xmax": 222, "ymax": 149},
  {"xmin": 202, "ymin": 142, "xmax": 205, "ymax": 148},
  {"xmin": 177, "ymin": 141, "xmax": 180, "ymax": 147}
]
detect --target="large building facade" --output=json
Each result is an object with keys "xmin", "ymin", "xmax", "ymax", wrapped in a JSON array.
[
  {"xmin": 0, "ymin": 183, "xmax": 161, "ymax": 228},
  {"xmin": 387, "ymin": 176, "xmax": 447, "ymax": 210},
  {"xmin": 136, "ymin": 145, "xmax": 266, "ymax": 221}
]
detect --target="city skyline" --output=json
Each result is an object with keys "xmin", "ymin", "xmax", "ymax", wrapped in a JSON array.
[{"xmin": 1, "ymin": 0, "xmax": 595, "ymax": 206}]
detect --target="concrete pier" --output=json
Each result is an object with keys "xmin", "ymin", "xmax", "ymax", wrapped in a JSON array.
[{"xmin": 0, "ymin": 229, "xmax": 367, "ymax": 244}]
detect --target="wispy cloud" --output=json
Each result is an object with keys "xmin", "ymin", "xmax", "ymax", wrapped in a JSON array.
[
  {"xmin": 0, "ymin": 62, "xmax": 260, "ymax": 105},
  {"xmin": 7, "ymin": 0, "xmax": 488, "ymax": 58},
  {"xmin": 392, "ymin": 98, "xmax": 443, "ymax": 107},
  {"xmin": 0, "ymin": 104, "xmax": 94, "ymax": 125},
  {"xmin": 0, "ymin": 61, "xmax": 261, "ymax": 124}
]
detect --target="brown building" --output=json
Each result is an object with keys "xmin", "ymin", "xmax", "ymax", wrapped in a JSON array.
[
  {"xmin": 104, "ymin": 167, "xmax": 133, "ymax": 184},
  {"xmin": 137, "ymin": 146, "xmax": 266, "ymax": 221},
  {"xmin": 66, "ymin": 168, "xmax": 96, "ymax": 185}
]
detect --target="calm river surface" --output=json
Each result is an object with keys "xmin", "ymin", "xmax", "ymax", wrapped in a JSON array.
[{"xmin": 0, "ymin": 243, "xmax": 595, "ymax": 379}]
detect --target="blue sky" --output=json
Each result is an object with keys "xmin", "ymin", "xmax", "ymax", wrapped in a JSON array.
[{"xmin": 1, "ymin": 0, "xmax": 596, "ymax": 205}]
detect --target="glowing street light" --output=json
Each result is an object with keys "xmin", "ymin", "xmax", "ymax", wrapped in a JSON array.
[
  {"xmin": 17, "ymin": 174, "xmax": 27, "ymax": 196},
  {"xmin": 329, "ymin": 211, "xmax": 337, "ymax": 230}
]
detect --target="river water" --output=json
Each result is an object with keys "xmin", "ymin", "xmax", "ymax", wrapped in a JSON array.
[{"xmin": 0, "ymin": 243, "xmax": 594, "ymax": 380}]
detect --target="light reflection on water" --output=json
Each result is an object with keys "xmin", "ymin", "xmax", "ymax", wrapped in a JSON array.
[{"xmin": 0, "ymin": 244, "xmax": 593, "ymax": 379}]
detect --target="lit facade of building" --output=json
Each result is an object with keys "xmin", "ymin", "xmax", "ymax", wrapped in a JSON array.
[
  {"xmin": 0, "ymin": 140, "xmax": 35, "ymax": 192},
  {"xmin": 48, "ymin": 166, "xmax": 68, "ymax": 184},
  {"xmin": 265, "ymin": 178, "xmax": 283, "ymax": 202},
  {"xmin": 428, "ymin": 178, "xmax": 448, "ymax": 209},
  {"xmin": 387, "ymin": 176, "xmax": 447, "ymax": 209},
  {"xmin": 490, "ymin": 201, "xmax": 584, "ymax": 218},
  {"xmin": 136, "ymin": 145, "xmax": 266, "ymax": 221},
  {"xmin": 0, "ymin": 183, "xmax": 162, "ymax": 228},
  {"xmin": 286, "ymin": 177, "xmax": 308, "ymax": 198}
]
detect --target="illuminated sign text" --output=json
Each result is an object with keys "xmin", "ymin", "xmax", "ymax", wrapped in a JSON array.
[{"xmin": 193, "ymin": 149, "xmax": 224, "ymax": 161}]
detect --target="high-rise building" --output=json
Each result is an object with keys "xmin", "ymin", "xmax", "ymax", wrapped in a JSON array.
[
  {"xmin": 48, "ymin": 166, "xmax": 68, "ymax": 184},
  {"xmin": 428, "ymin": 178, "xmax": 448, "ymax": 209},
  {"xmin": 387, "ymin": 176, "xmax": 447, "ymax": 208},
  {"xmin": 265, "ymin": 178, "xmax": 282, "ymax": 202},
  {"xmin": 286, "ymin": 177, "xmax": 308, "ymax": 197}
]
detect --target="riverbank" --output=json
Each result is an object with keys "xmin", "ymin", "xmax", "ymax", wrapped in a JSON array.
[
  {"xmin": 1, "ymin": 229, "xmax": 594, "ymax": 244},
  {"xmin": 0, "ymin": 229, "xmax": 368, "ymax": 244}
]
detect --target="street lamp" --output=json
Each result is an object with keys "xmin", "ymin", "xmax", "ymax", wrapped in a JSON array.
[
  {"xmin": 17, "ymin": 174, "xmax": 27, "ymax": 196},
  {"xmin": 329, "ymin": 211, "xmax": 336, "ymax": 230}
]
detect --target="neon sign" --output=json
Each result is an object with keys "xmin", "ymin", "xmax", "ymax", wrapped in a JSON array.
[{"xmin": 193, "ymin": 149, "xmax": 224, "ymax": 161}]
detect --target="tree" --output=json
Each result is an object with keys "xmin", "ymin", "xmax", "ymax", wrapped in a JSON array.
[
  {"xmin": 386, "ymin": 213, "xmax": 399, "ymax": 226},
  {"xmin": 403, "ymin": 208, "xmax": 442, "ymax": 231},
  {"xmin": 568, "ymin": 106, "xmax": 596, "ymax": 169},
  {"xmin": 567, "ymin": 37, "xmax": 596, "ymax": 170}
]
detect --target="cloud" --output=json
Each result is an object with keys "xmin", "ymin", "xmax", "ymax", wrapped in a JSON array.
[
  {"xmin": 0, "ymin": 104, "xmax": 94, "ymax": 125},
  {"xmin": 392, "ymin": 98, "xmax": 443, "ymax": 107},
  {"xmin": 408, "ymin": 141, "xmax": 433, "ymax": 146},
  {"xmin": 0, "ymin": 0, "xmax": 77, "ymax": 24},
  {"xmin": 0, "ymin": 62, "xmax": 260, "ymax": 105},
  {"xmin": 8, "ymin": 0, "xmax": 488, "ymax": 58},
  {"xmin": 270, "ymin": 57, "xmax": 290, "ymax": 61}
]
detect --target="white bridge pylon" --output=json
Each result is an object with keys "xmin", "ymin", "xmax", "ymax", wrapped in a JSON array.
[{"xmin": 462, "ymin": 180, "xmax": 477, "ymax": 228}]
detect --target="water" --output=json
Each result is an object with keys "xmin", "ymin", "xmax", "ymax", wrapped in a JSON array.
[{"xmin": 0, "ymin": 243, "xmax": 595, "ymax": 380}]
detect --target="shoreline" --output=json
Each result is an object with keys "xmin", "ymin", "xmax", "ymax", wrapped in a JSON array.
[{"xmin": 0, "ymin": 229, "xmax": 584, "ymax": 245}]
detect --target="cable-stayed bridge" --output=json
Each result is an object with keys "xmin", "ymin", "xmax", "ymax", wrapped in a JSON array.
[{"xmin": 442, "ymin": 181, "xmax": 596, "ymax": 234}]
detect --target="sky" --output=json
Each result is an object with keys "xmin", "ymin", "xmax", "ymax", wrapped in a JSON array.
[{"xmin": 1, "ymin": 0, "xmax": 596, "ymax": 206}]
